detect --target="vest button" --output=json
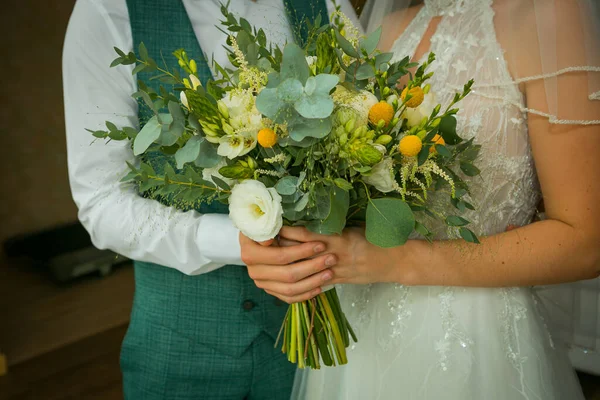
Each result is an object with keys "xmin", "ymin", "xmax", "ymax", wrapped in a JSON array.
[{"xmin": 242, "ymin": 300, "xmax": 255, "ymax": 311}]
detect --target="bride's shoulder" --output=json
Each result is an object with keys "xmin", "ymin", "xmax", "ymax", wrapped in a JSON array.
[{"xmin": 379, "ymin": 5, "xmax": 424, "ymax": 52}]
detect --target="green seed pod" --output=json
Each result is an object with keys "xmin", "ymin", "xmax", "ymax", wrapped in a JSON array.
[
  {"xmin": 246, "ymin": 157, "xmax": 257, "ymax": 170},
  {"xmin": 375, "ymin": 134, "xmax": 393, "ymax": 145},
  {"xmin": 189, "ymin": 59, "xmax": 198, "ymax": 74},
  {"xmin": 423, "ymin": 84, "xmax": 431, "ymax": 94},
  {"xmin": 217, "ymin": 100, "xmax": 229, "ymax": 119},
  {"xmin": 345, "ymin": 118, "xmax": 355, "ymax": 133},
  {"xmin": 339, "ymin": 133, "xmax": 348, "ymax": 145},
  {"xmin": 431, "ymin": 118, "xmax": 441, "ymax": 128},
  {"xmin": 355, "ymin": 144, "xmax": 384, "ymax": 166},
  {"xmin": 416, "ymin": 130, "xmax": 427, "ymax": 140}
]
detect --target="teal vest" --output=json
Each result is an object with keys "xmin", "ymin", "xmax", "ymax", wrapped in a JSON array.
[{"xmin": 125, "ymin": 0, "xmax": 328, "ymax": 358}]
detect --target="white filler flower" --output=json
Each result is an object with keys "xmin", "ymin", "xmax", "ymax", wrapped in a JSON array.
[{"xmin": 229, "ymin": 179, "xmax": 283, "ymax": 242}]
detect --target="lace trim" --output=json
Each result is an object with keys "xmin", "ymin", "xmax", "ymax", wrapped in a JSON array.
[
  {"xmin": 450, "ymin": 86, "xmax": 600, "ymax": 125},
  {"xmin": 473, "ymin": 66, "xmax": 600, "ymax": 88}
]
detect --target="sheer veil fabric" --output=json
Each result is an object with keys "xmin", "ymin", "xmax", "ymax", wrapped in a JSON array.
[{"xmin": 292, "ymin": 1, "xmax": 600, "ymax": 399}]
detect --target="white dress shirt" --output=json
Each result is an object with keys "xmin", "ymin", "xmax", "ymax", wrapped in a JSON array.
[{"xmin": 63, "ymin": 0, "xmax": 360, "ymax": 275}]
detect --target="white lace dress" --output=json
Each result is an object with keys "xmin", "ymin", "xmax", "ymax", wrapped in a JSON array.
[{"xmin": 292, "ymin": 1, "xmax": 586, "ymax": 398}]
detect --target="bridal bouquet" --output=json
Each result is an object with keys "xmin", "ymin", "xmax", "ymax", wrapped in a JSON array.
[{"xmin": 92, "ymin": 4, "xmax": 480, "ymax": 369}]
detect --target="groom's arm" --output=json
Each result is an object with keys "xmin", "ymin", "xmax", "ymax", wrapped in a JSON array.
[{"xmin": 63, "ymin": 1, "xmax": 243, "ymax": 275}]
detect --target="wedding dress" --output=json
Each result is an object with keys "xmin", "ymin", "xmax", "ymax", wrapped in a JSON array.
[{"xmin": 292, "ymin": 0, "xmax": 600, "ymax": 398}]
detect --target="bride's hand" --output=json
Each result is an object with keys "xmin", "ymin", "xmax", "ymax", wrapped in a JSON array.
[{"xmin": 279, "ymin": 226, "xmax": 401, "ymax": 285}]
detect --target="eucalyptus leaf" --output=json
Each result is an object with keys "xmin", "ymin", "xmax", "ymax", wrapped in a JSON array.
[
  {"xmin": 195, "ymin": 139, "xmax": 221, "ymax": 168},
  {"xmin": 212, "ymin": 176, "xmax": 231, "ymax": 191},
  {"xmin": 334, "ymin": 178, "xmax": 353, "ymax": 191},
  {"xmin": 438, "ymin": 115, "xmax": 462, "ymax": 145},
  {"xmin": 275, "ymin": 176, "xmax": 299, "ymax": 195},
  {"xmin": 133, "ymin": 116, "xmax": 161, "ymax": 155},
  {"xmin": 139, "ymin": 42, "xmax": 149, "ymax": 61},
  {"xmin": 294, "ymin": 94, "xmax": 333, "ymax": 119},
  {"xmin": 459, "ymin": 227, "xmax": 480, "ymax": 244},
  {"xmin": 175, "ymin": 136, "xmax": 202, "ymax": 169},
  {"xmin": 307, "ymin": 187, "xmax": 349, "ymax": 235},
  {"xmin": 294, "ymin": 193, "xmax": 310, "ymax": 212},
  {"xmin": 446, "ymin": 215, "xmax": 470, "ymax": 227},
  {"xmin": 374, "ymin": 52, "xmax": 394, "ymax": 69},
  {"xmin": 460, "ymin": 162, "xmax": 481, "ymax": 177},
  {"xmin": 355, "ymin": 63, "xmax": 376, "ymax": 80},
  {"xmin": 335, "ymin": 30, "xmax": 359, "ymax": 58},
  {"xmin": 359, "ymin": 27, "xmax": 382, "ymax": 55},
  {"xmin": 289, "ymin": 116, "xmax": 332, "ymax": 141},
  {"xmin": 280, "ymin": 43, "xmax": 310, "ymax": 84},
  {"xmin": 417, "ymin": 145, "xmax": 430, "ymax": 166},
  {"xmin": 366, "ymin": 198, "xmax": 415, "ymax": 247},
  {"xmin": 414, "ymin": 221, "xmax": 432, "ymax": 242},
  {"xmin": 277, "ymin": 78, "xmax": 304, "ymax": 102},
  {"xmin": 435, "ymin": 144, "xmax": 452, "ymax": 158}
]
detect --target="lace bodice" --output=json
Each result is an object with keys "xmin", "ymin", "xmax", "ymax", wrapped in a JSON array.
[{"xmin": 391, "ymin": 0, "xmax": 540, "ymax": 238}]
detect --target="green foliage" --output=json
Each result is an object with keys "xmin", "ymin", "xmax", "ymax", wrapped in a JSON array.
[{"xmin": 366, "ymin": 198, "xmax": 415, "ymax": 248}]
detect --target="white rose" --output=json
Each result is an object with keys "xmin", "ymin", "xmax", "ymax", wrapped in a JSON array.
[
  {"xmin": 363, "ymin": 158, "xmax": 395, "ymax": 193},
  {"xmin": 217, "ymin": 133, "xmax": 257, "ymax": 159},
  {"xmin": 229, "ymin": 180, "xmax": 283, "ymax": 242},
  {"xmin": 202, "ymin": 159, "xmax": 236, "ymax": 186},
  {"xmin": 403, "ymin": 92, "xmax": 437, "ymax": 128}
]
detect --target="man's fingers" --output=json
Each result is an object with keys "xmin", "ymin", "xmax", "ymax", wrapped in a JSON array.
[
  {"xmin": 264, "ymin": 287, "xmax": 322, "ymax": 304},
  {"xmin": 255, "ymin": 266, "xmax": 331, "ymax": 299},
  {"xmin": 248, "ymin": 253, "xmax": 337, "ymax": 283},
  {"xmin": 242, "ymin": 239, "xmax": 326, "ymax": 266}
]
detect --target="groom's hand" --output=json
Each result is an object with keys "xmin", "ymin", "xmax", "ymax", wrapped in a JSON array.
[{"xmin": 239, "ymin": 233, "xmax": 337, "ymax": 304}]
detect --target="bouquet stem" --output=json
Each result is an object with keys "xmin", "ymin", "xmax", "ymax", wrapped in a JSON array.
[{"xmin": 276, "ymin": 288, "xmax": 356, "ymax": 369}]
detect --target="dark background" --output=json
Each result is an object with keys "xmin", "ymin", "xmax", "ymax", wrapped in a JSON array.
[{"xmin": 0, "ymin": 1, "xmax": 597, "ymax": 399}]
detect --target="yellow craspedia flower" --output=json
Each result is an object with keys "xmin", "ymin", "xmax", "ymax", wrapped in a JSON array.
[
  {"xmin": 401, "ymin": 86, "xmax": 425, "ymax": 108},
  {"xmin": 368, "ymin": 101, "xmax": 394, "ymax": 127},
  {"xmin": 258, "ymin": 128, "xmax": 277, "ymax": 148},
  {"xmin": 429, "ymin": 134, "xmax": 446, "ymax": 153},
  {"xmin": 399, "ymin": 135, "xmax": 423, "ymax": 157}
]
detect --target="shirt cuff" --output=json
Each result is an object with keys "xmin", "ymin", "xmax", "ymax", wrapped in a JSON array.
[{"xmin": 196, "ymin": 213, "xmax": 244, "ymax": 266}]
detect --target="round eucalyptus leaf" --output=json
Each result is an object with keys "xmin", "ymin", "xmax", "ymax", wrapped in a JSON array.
[{"xmin": 277, "ymin": 78, "xmax": 304, "ymax": 102}]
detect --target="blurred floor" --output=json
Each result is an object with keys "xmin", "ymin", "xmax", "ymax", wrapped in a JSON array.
[
  {"xmin": 0, "ymin": 325, "xmax": 126, "ymax": 400},
  {"xmin": 0, "ymin": 324, "xmax": 599, "ymax": 400}
]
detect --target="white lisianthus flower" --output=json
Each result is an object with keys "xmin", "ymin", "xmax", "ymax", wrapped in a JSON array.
[
  {"xmin": 202, "ymin": 159, "xmax": 236, "ymax": 186},
  {"xmin": 363, "ymin": 158, "xmax": 395, "ymax": 193},
  {"xmin": 403, "ymin": 92, "xmax": 437, "ymax": 128},
  {"xmin": 229, "ymin": 180, "xmax": 283, "ymax": 242},
  {"xmin": 217, "ymin": 132, "xmax": 257, "ymax": 159}
]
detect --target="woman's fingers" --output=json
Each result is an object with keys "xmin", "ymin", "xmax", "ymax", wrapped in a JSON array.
[
  {"xmin": 248, "ymin": 253, "xmax": 337, "ymax": 283},
  {"xmin": 240, "ymin": 233, "xmax": 326, "ymax": 266}
]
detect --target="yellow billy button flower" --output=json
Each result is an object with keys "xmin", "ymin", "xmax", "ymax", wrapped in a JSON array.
[
  {"xmin": 258, "ymin": 128, "xmax": 278, "ymax": 148},
  {"xmin": 399, "ymin": 135, "xmax": 423, "ymax": 157},
  {"xmin": 429, "ymin": 134, "xmax": 446, "ymax": 153},
  {"xmin": 401, "ymin": 86, "xmax": 425, "ymax": 108},
  {"xmin": 368, "ymin": 101, "xmax": 394, "ymax": 127}
]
